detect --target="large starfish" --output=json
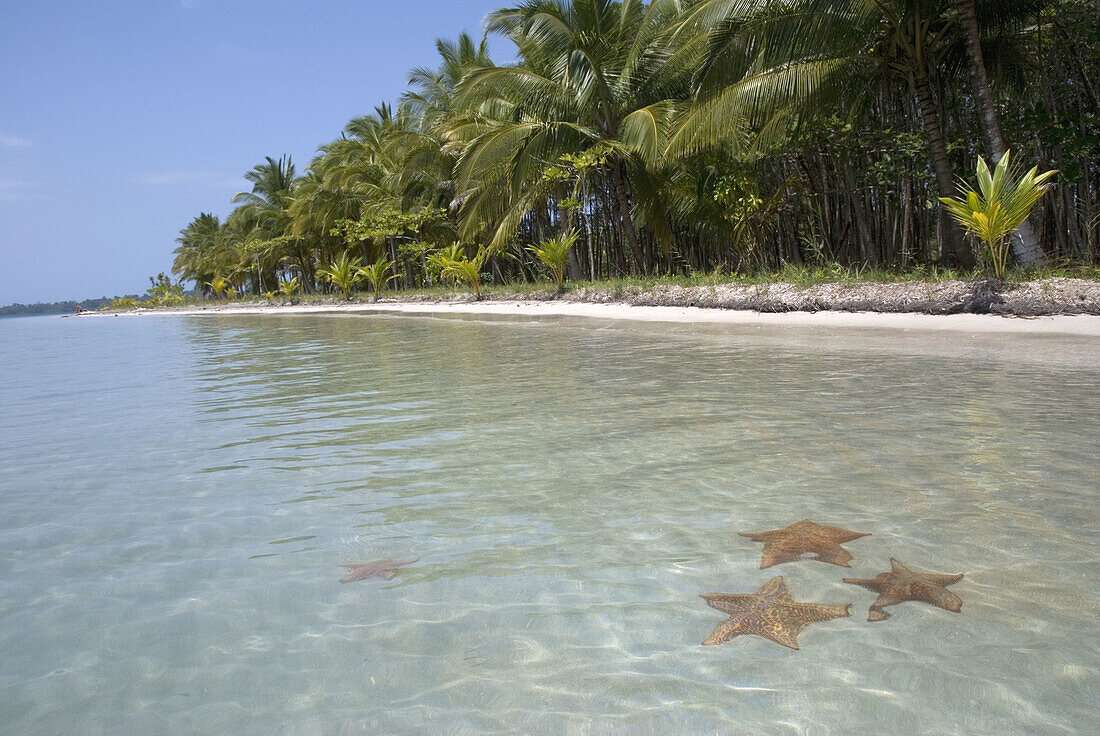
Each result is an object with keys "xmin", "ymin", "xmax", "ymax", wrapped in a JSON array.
[
  {"xmin": 844, "ymin": 558, "xmax": 964, "ymax": 621},
  {"xmin": 740, "ymin": 519, "xmax": 870, "ymax": 568},
  {"xmin": 701, "ymin": 576, "xmax": 851, "ymax": 649},
  {"xmin": 339, "ymin": 558, "xmax": 417, "ymax": 583}
]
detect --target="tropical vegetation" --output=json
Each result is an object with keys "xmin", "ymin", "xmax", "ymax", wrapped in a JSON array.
[
  {"xmin": 941, "ymin": 151, "xmax": 1058, "ymax": 278},
  {"xmin": 170, "ymin": 0, "xmax": 1098, "ymax": 300}
]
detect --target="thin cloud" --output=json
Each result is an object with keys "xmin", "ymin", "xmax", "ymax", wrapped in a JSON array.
[
  {"xmin": 180, "ymin": 0, "xmax": 200, "ymax": 9},
  {"xmin": 0, "ymin": 132, "xmax": 33, "ymax": 148},
  {"xmin": 0, "ymin": 179, "xmax": 44, "ymax": 202}
]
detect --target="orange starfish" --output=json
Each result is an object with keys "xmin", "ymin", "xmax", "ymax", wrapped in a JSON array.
[
  {"xmin": 844, "ymin": 558, "xmax": 964, "ymax": 621},
  {"xmin": 701, "ymin": 576, "xmax": 851, "ymax": 649},
  {"xmin": 739, "ymin": 519, "xmax": 870, "ymax": 568}
]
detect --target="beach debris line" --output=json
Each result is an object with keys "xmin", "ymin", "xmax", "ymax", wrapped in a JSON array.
[
  {"xmin": 701, "ymin": 577, "xmax": 851, "ymax": 649},
  {"xmin": 739, "ymin": 519, "xmax": 870, "ymax": 569},
  {"xmin": 339, "ymin": 558, "xmax": 417, "ymax": 583},
  {"xmin": 844, "ymin": 558, "xmax": 964, "ymax": 621}
]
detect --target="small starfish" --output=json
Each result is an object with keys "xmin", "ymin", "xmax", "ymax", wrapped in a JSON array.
[
  {"xmin": 701, "ymin": 576, "xmax": 851, "ymax": 649},
  {"xmin": 339, "ymin": 558, "xmax": 417, "ymax": 583},
  {"xmin": 844, "ymin": 558, "xmax": 964, "ymax": 621},
  {"xmin": 740, "ymin": 519, "xmax": 870, "ymax": 568}
]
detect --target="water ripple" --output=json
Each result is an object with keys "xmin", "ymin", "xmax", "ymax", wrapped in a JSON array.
[{"xmin": 0, "ymin": 313, "xmax": 1097, "ymax": 735}]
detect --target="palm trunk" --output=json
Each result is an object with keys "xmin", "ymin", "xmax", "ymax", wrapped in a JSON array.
[
  {"xmin": 296, "ymin": 242, "xmax": 316, "ymax": 293},
  {"xmin": 901, "ymin": 177, "xmax": 914, "ymax": 267},
  {"xmin": 842, "ymin": 159, "xmax": 874, "ymax": 263},
  {"xmin": 558, "ymin": 200, "xmax": 572, "ymax": 235},
  {"xmin": 582, "ymin": 180, "xmax": 596, "ymax": 279},
  {"xmin": 955, "ymin": 0, "xmax": 1044, "ymax": 265},
  {"xmin": 566, "ymin": 226, "xmax": 585, "ymax": 280},
  {"xmin": 612, "ymin": 162, "xmax": 647, "ymax": 274},
  {"xmin": 912, "ymin": 68, "xmax": 974, "ymax": 268},
  {"xmin": 562, "ymin": 183, "xmax": 584, "ymax": 281},
  {"xmin": 388, "ymin": 235, "xmax": 401, "ymax": 289}
]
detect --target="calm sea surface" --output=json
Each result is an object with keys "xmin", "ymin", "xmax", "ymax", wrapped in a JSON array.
[{"xmin": 0, "ymin": 311, "xmax": 1097, "ymax": 735}]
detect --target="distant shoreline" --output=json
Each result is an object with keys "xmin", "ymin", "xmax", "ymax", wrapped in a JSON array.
[{"xmin": 73, "ymin": 277, "xmax": 1100, "ymax": 336}]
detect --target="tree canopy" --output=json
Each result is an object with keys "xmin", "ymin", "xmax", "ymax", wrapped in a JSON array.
[{"xmin": 172, "ymin": 0, "xmax": 1099, "ymax": 296}]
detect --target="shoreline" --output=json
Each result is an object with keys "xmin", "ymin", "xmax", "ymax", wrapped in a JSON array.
[{"xmin": 81, "ymin": 297, "xmax": 1100, "ymax": 337}]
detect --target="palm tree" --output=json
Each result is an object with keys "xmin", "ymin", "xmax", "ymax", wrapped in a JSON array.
[
  {"xmin": 437, "ymin": 253, "xmax": 485, "ymax": 299},
  {"xmin": 314, "ymin": 105, "xmax": 454, "ymax": 283},
  {"xmin": 278, "ymin": 276, "xmax": 301, "ymax": 300},
  {"xmin": 451, "ymin": 0, "xmax": 702, "ymax": 271},
  {"xmin": 288, "ymin": 170, "xmax": 363, "ymax": 276},
  {"xmin": 399, "ymin": 33, "xmax": 495, "ymax": 211},
  {"xmin": 228, "ymin": 155, "xmax": 304, "ymax": 291},
  {"xmin": 940, "ymin": 150, "xmax": 1056, "ymax": 278},
  {"xmin": 677, "ymin": 0, "xmax": 982, "ymax": 266},
  {"xmin": 316, "ymin": 105, "xmax": 421, "ymax": 216},
  {"xmin": 172, "ymin": 213, "xmax": 222, "ymax": 293},
  {"xmin": 426, "ymin": 242, "xmax": 466, "ymax": 286},
  {"xmin": 165, "ymin": 0, "xmax": 1094, "ymax": 282},
  {"xmin": 952, "ymin": 0, "xmax": 1047, "ymax": 264},
  {"xmin": 233, "ymin": 155, "xmax": 296, "ymax": 210},
  {"xmin": 205, "ymin": 275, "xmax": 234, "ymax": 300},
  {"xmin": 318, "ymin": 250, "xmax": 365, "ymax": 300},
  {"xmin": 528, "ymin": 230, "xmax": 579, "ymax": 291},
  {"xmin": 173, "ymin": 212, "xmax": 259, "ymax": 295},
  {"xmin": 360, "ymin": 258, "xmax": 398, "ymax": 297}
]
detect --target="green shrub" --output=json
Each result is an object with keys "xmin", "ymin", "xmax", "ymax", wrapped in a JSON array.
[
  {"xmin": 318, "ymin": 251, "xmax": 364, "ymax": 300},
  {"xmin": 527, "ymin": 230, "xmax": 579, "ymax": 292},
  {"xmin": 360, "ymin": 258, "xmax": 398, "ymax": 297},
  {"xmin": 278, "ymin": 276, "xmax": 300, "ymax": 299},
  {"xmin": 146, "ymin": 272, "xmax": 185, "ymax": 305},
  {"xmin": 109, "ymin": 297, "xmax": 141, "ymax": 310},
  {"xmin": 940, "ymin": 151, "xmax": 1057, "ymax": 279}
]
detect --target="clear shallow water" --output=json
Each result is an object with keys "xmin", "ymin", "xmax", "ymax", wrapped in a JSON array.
[{"xmin": 0, "ymin": 311, "xmax": 1097, "ymax": 735}]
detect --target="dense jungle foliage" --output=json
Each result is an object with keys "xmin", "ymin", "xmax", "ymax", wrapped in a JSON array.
[{"xmin": 171, "ymin": 0, "xmax": 1100, "ymax": 297}]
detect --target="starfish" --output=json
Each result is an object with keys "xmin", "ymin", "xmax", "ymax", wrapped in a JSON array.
[
  {"xmin": 701, "ymin": 576, "xmax": 851, "ymax": 649},
  {"xmin": 739, "ymin": 519, "xmax": 870, "ymax": 568},
  {"xmin": 844, "ymin": 558, "xmax": 964, "ymax": 621},
  {"xmin": 339, "ymin": 558, "xmax": 417, "ymax": 583}
]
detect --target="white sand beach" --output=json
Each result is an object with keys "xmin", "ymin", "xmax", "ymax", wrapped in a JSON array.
[{"xmin": 91, "ymin": 299, "xmax": 1100, "ymax": 337}]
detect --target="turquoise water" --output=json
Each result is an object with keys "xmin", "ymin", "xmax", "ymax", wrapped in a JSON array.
[{"xmin": 1, "ymin": 311, "xmax": 1097, "ymax": 735}]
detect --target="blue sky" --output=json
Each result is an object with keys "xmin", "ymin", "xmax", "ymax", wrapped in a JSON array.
[{"xmin": 0, "ymin": 0, "xmax": 513, "ymax": 304}]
